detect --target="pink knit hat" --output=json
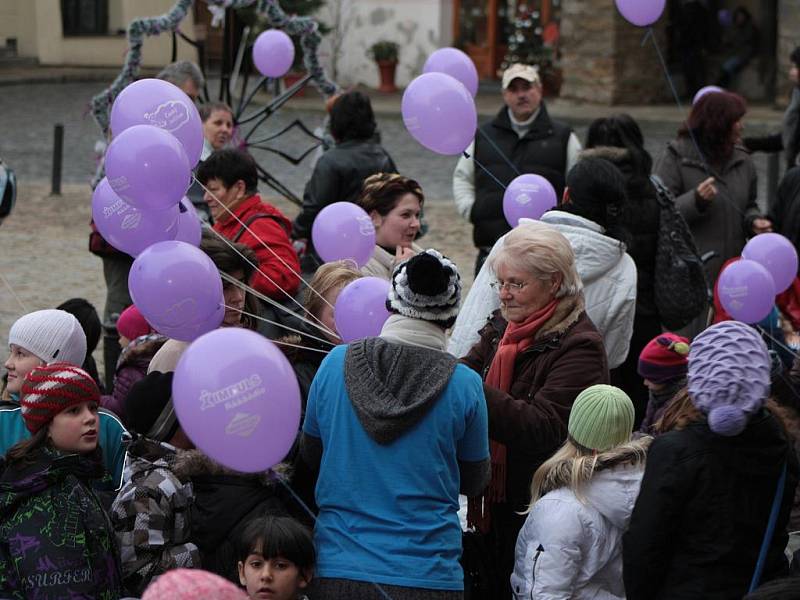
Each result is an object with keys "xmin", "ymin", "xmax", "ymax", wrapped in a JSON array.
[
  {"xmin": 116, "ymin": 305, "xmax": 153, "ymax": 340},
  {"xmin": 142, "ymin": 569, "xmax": 248, "ymax": 600}
]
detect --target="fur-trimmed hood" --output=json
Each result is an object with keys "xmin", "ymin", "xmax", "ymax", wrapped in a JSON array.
[
  {"xmin": 171, "ymin": 449, "xmax": 290, "ymax": 484},
  {"xmin": 579, "ymin": 145, "xmax": 631, "ymax": 165}
]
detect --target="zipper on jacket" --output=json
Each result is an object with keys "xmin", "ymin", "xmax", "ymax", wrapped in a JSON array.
[{"xmin": 530, "ymin": 544, "xmax": 544, "ymax": 599}]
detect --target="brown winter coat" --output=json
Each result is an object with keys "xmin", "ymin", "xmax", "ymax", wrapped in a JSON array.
[
  {"xmin": 655, "ymin": 137, "xmax": 761, "ymax": 284},
  {"xmin": 461, "ymin": 294, "xmax": 609, "ymax": 512}
]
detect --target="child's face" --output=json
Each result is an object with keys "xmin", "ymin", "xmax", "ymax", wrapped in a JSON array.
[
  {"xmin": 4, "ymin": 345, "xmax": 44, "ymax": 394},
  {"xmin": 238, "ymin": 553, "xmax": 310, "ymax": 600},
  {"xmin": 48, "ymin": 400, "xmax": 99, "ymax": 454}
]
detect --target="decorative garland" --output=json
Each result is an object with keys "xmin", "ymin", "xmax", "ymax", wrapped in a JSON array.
[{"xmin": 90, "ymin": 0, "xmax": 337, "ymax": 137}]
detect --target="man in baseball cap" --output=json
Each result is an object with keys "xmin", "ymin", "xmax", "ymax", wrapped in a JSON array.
[{"xmin": 452, "ymin": 63, "xmax": 581, "ymax": 275}]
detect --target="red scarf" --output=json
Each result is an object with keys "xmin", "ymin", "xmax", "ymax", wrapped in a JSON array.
[{"xmin": 467, "ymin": 299, "xmax": 558, "ymax": 533}]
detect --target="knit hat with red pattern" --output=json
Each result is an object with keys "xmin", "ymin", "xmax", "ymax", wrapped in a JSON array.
[
  {"xmin": 142, "ymin": 569, "xmax": 248, "ymax": 600},
  {"xmin": 20, "ymin": 363, "xmax": 100, "ymax": 434},
  {"xmin": 638, "ymin": 333, "xmax": 691, "ymax": 384}
]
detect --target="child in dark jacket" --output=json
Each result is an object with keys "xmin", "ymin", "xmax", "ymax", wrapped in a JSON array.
[
  {"xmin": 0, "ymin": 363, "xmax": 123, "ymax": 599},
  {"xmin": 637, "ymin": 332, "xmax": 690, "ymax": 434}
]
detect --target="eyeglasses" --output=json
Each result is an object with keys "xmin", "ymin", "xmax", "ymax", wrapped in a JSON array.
[{"xmin": 489, "ymin": 280, "xmax": 528, "ymax": 293}]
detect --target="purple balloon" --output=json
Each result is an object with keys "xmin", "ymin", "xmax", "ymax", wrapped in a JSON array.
[
  {"xmin": 91, "ymin": 177, "xmax": 179, "ymax": 257},
  {"xmin": 105, "ymin": 124, "xmax": 191, "ymax": 212},
  {"xmin": 401, "ymin": 72, "xmax": 477, "ymax": 156},
  {"xmin": 693, "ymin": 85, "xmax": 725, "ymax": 105},
  {"xmin": 312, "ymin": 202, "xmax": 376, "ymax": 267},
  {"xmin": 173, "ymin": 328, "xmax": 301, "ymax": 473},
  {"xmin": 718, "ymin": 259, "xmax": 776, "ymax": 324},
  {"xmin": 423, "ymin": 48, "xmax": 479, "ymax": 97},
  {"xmin": 503, "ymin": 174, "xmax": 557, "ymax": 227},
  {"xmin": 128, "ymin": 240, "xmax": 224, "ymax": 341},
  {"xmin": 615, "ymin": 0, "xmax": 666, "ymax": 27},
  {"xmin": 110, "ymin": 78, "xmax": 204, "ymax": 166},
  {"xmin": 334, "ymin": 277, "xmax": 391, "ymax": 343},
  {"xmin": 253, "ymin": 29, "xmax": 295, "ymax": 79},
  {"xmin": 742, "ymin": 233, "xmax": 798, "ymax": 293},
  {"xmin": 174, "ymin": 197, "xmax": 202, "ymax": 247}
]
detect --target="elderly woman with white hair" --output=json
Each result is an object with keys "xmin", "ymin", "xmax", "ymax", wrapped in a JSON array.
[{"xmin": 461, "ymin": 222, "xmax": 609, "ymax": 597}]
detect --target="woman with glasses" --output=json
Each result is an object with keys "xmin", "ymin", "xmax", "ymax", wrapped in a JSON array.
[{"xmin": 461, "ymin": 221, "xmax": 609, "ymax": 597}]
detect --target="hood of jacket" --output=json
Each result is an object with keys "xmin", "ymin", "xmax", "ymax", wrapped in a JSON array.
[
  {"xmin": 538, "ymin": 437, "xmax": 651, "ymax": 529},
  {"xmin": 535, "ymin": 211, "xmax": 628, "ymax": 285},
  {"xmin": 344, "ymin": 337, "xmax": 457, "ymax": 444},
  {"xmin": 124, "ymin": 435, "xmax": 179, "ymax": 480}
]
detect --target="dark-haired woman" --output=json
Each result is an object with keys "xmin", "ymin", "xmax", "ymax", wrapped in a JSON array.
[
  {"xmin": 655, "ymin": 91, "xmax": 769, "ymax": 289},
  {"xmin": 292, "ymin": 91, "xmax": 397, "ymax": 273},
  {"xmin": 583, "ymin": 114, "xmax": 662, "ymax": 421},
  {"xmin": 356, "ymin": 173, "xmax": 424, "ymax": 280}
]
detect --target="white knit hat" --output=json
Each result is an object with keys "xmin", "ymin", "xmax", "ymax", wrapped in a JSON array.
[{"xmin": 8, "ymin": 309, "xmax": 87, "ymax": 366}]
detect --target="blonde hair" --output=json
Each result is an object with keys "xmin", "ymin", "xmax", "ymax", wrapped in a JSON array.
[
  {"xmin": 303, "ymin": 260, "xmax": 362, "ymax": 319},
  {"xmin": 491, "ymin": 222, "xmax": 582, "ymax": 298}
]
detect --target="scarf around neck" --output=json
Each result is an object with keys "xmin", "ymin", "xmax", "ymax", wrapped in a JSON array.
[{"xmin": 380, "ymin": 314, "xmax": 448, "ymax": 352}]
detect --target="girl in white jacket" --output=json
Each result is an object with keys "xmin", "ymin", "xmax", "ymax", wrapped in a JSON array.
[{"xmin": 511, "ymin": 384, "xmax": 650, "ymax": 599}]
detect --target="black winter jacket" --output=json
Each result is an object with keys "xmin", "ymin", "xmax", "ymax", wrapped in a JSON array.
[
  {"xmin": 471, "ymin": 105, "xmax": 572, "ymax": 248},
  {"xmin": 771, "ymin": 166, "xmax": 800, "ymax": 253},
  {"xmin": 623, "ymin": 411, "xmax": 798, "ymax": 600}
]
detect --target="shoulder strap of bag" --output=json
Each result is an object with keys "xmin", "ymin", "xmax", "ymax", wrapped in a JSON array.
[
  {"xmin": 649, "ymin": 174, "xmax": 675, "ymax": 210},
  {"xmin": 233, "ymin": 213, "xmax": 288, "ymax": 243},
  {"xmin": 748, "ymin": 462, "xmax": 788, "ymax": 593}
]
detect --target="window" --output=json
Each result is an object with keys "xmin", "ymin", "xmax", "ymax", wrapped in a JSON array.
[{"xmin": 61, "ymin": 0, "xmax": 108, "ymax": 36}]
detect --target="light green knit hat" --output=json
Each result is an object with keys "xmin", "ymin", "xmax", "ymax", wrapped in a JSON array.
[{"xmin": 568, "ymin": 384, "xmax": 635, "ymax": 452}]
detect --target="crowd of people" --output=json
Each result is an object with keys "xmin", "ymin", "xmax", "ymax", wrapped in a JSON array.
[{"xmin": 4, "ymin": 55, "xmax": 800, "ymax": 600}]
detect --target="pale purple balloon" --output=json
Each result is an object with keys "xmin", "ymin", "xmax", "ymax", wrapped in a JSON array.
[
  {"xmin": 312, "ymin": 202, "xmax": 376, "ymax": 267},
  {"xmin": 742, "ymin": 233, "xmax": 798, "ymax": 293},
  {"xmin": 110, "ymin": 78, "xmax": 204, "ymax": 166},
  {"xmin": 105, "ymin": 124, "xmax": 191, "ymax": 213},
  {"xmin": 503, "ymin": 174, "xmax": 557, "ymax": 228},
  {"xmin": 253, "ymin": 29, "xmax": 295, "ymax": 79},
  {"xmin": 174, "ymin": 197, "xmax": 202, "ymax": 247},
  {"xmin": 128, "ymin": 240, "xmax": 224, "ymax": 341},
  {"xmin": 718, "ymin": 259, "xmax": 776, "ymax": 324},
  {"xmin": 615, "ymin": 0, "xmax": 666, "ymax": 27},
  {"xmin": 91, "ymin": 177, "xmax": 179, "ymax": 257},
  {"xmin": 693, "ymin": 85, "xmax": 725, "ymax": 105},
  {"xmin": 334, "ymin": 277, "xmax": 391, "ymax": 343},
  {"xmin": 173, "ymin": 328, "xmax": 301, "ymax": 473},
  {"xmin": 401, "ymin": 72, "xmax": 477, "ymax": 156},
  {"xmin": 423, "ymin": 47, "xmax": 479, "ymax": 97}
]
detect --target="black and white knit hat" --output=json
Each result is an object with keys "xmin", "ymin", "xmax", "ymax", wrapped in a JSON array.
[{"xmin": 386, "ymin": 249, "xmax": 461, "ymax": 328}]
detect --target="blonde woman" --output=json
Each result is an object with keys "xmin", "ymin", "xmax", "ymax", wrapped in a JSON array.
[
  {"xmin": 356, "ymin": 173, "xmax": 424, "ymax": 280},
  {"xmin": 511, "ymin": 384, "xmax": 649, "ymax": 599}
]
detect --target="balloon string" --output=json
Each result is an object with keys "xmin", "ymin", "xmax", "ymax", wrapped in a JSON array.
[
  {"xmin": 224, "ymin": 303, "xmax": 337, "ymax": 348},
  {"xmin": 195, "ymin": 176, "xmax": 336, "ymax": 312},
  {"xmin": 206, "ymin": 225, "xmax": 336, "ymax": 338},
  {"xmin": 0, "ymin": 271, "xmax": 28, "ymax": 313},
  {"xmin": 270, "ymin": 473, "xmax": 396, "ymax": 600},
  {"xmin": 757, "ymin": 325, "xmax": 800, "ymax": 360},
  {"xmin": 217, "ymin": 266, "xmax": 338, "ymax": 340},
  {"xmin": 464, "ymin": 151, "xmax": 507, "ymax": 190},
  {"xmin": 477, "ymin": 128, "xmax": 521, "ymax": 176}
]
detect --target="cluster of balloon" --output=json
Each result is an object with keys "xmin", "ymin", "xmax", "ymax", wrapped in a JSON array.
[
  {"xmin": 252, "ymin": 29, "xmax": 295, "ymax": 79},
  {"xmin": 312, "ymin": 202, "xmax": 376, "ymax": 267},
  {"xmin": 615, "ymin": 0, "xmax": 666, "ymax": 27},
  {"xmin": 718, "ymin": 234, "xmax": 799, "ymax": 324},
  {"xmin": 173, "ymin": 328, "xmax": 302, "ymax": 473}
]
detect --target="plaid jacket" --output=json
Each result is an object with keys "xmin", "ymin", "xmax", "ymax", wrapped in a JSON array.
[{"xmin": 111, "ymin": 437, "xmax": 200, "ymax": 596}]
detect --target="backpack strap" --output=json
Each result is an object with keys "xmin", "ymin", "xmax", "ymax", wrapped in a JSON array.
[
  {"xmin": 233, "ymin": 213, "xmax": 289, "ymax": 243},
  {"xmin": 649, "ymin": 174, "xmax": 675, "ymax": 209}
]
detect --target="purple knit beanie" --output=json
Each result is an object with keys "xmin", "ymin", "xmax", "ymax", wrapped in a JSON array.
[{"xmin": 687, "ymin": 321, "xmax": 771, "ymax": 436}]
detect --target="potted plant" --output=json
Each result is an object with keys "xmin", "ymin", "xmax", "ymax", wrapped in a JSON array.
[{"xmin": 368, "ymin": 40, "xmax": 400, "ymax": 93}]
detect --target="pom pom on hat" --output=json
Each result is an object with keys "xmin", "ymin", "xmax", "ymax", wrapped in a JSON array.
[
  {"xmin": 386, "ymin": 249, "xmax": 461, "ymax": 328},
  {"xmin": 568, "ymin": 384, "xmax": 635, "ymax": 452},
  {"xmin": 638, "ymin": 333, "xmax": 690, "ymax": 384},
  {"xmin": 142, "ymin": 569, "xmax": 248, "ymax": 600},
  {"xmin": 116, "ymin": 305, "xmax": 153, "ymax": 341},
  {"xmin": 8, "ymin": 309, "xmax": 87, "ymax": 366},
  {"xmin": 20, "ymin": 363, "xmax": 100, "ymax": 433},
  {"xmin": 687, "ymin": 321, "xmax": 770, "ymax": 437}
]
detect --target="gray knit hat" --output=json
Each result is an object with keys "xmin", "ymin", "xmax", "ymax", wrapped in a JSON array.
[
  {"xmin": 8, "ymin": 309, "xmax": 87, "ymax": 366},
  {"xmin": 386, "ymin": 249, "xmax": 461, "ymax": 328}
]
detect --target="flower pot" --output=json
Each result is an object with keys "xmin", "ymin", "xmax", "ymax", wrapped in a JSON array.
[
  {"xmin": 376, "ymin": 60, "xmax": 398, "ymax": 93},
  {"xmin": 283, "ymin": 70, "xmax": 307, "ymax": 97}
]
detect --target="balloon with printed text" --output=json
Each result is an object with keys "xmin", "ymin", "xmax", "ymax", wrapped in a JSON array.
[
  {"xmin": 503, "ymin": 174, "xmax": 557, "ymax": 227},
  {"xmin": 312, "ymin": 202, "xmax": 376, "ymax": 267},
  {"xmin": 173, "ymin": 328, "xmax": 301, "ymax": 472}
]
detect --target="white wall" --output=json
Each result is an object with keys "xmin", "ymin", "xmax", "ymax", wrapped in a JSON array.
[
  {"xmin": 0, "ymin": 0, "xmax": 19, "ymax": 47},
  {"xmin": 318, "ymin": 0, "xmax": 453, "ymax": 88}
]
